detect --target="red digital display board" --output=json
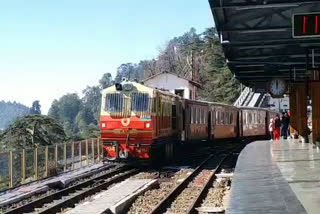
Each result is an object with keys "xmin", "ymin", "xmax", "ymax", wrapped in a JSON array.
[{"xmin": 293, "ymin": 13, "xmax": 320, "ymax": 38}]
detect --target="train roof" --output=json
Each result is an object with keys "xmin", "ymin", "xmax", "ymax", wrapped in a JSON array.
[{"xmin": 237, "ymin": 106, "xmax": 271, "ymax": 111}]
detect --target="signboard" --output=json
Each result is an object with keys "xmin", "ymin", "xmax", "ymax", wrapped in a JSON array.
[{"xmin": 293, "ymin": 13, "xmax": 320, "ymax": 38}]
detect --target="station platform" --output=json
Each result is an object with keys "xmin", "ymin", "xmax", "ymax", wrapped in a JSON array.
[{"xmin": 227, "ymin": 139, "xmax": 320, "ymax": 214}]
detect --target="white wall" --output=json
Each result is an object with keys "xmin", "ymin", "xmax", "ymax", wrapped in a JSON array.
[
  {"xmin": 268, "ymin": 95, "xmax": 289, "ymax": 112},
  {"xmin": 144, "ymin": 73, "xmax": 195, "ymax": 99}
]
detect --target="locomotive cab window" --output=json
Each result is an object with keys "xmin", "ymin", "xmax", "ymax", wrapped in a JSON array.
[
  {"xmin": 105, "ymin": 93, "xmax": 124, "ymax": 112},
  {"xmin": 131, "ymin": 93, "xmax": 149, "ymax": 112}
]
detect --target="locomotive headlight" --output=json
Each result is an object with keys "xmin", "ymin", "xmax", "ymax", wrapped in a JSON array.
[
  {"xmin": 146, "ymin": 123, "xmax": 150, "ymax": 128},
  {"xmin": 102, "ymin": 123, "xmax": 106, "ymax": 128}
]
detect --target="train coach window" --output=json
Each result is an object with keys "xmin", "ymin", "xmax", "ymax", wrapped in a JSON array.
[
  {"xmin": 204, "ymin": 110, "xmax": 207, "ymax": 124},
  {"xmin": 216, "ymin": 111, "xmax": 219, "ymax": 124},
  {"xmin": 193, "ymin": 108, "xmax": 196, "ymax": 124},
  {"xmin": 248, "ymin": 113, "xmax": 252, "ymax": 124},
  {"xmin": 131, "ymin": 93, "xmax": 149, "ymax": 112},
  {"xmin": 105, "ymin": 93, "xmax": 123, "ymax": 112},
  {"xmin": 221, "ymin": 112, "xmax": 224, "ymax": 124},
  {"xmin": 229, "ymin": 113, "xmax": 233, "ymax": 125},
  {"xmin": 201, "ymin": 109, "xmax": 204, "ymax": 124},
  {"xmin": 196, "ymin": 108, "xmax": 200, "ymax": 124},
  {"xmin": 225, "ymin": 112, "xmax": 229, "ymax": 124},
  {"xmin": 191, "ymin": 108, "xmax": 193, "ymax": 124}
]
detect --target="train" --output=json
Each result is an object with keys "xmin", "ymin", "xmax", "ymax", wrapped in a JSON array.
[{"xmin": 100, "ymin": 79, "xmax": 278, "ymax": 163}]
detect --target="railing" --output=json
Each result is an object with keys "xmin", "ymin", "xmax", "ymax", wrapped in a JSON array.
[
  {"xmin": 257, "ymin": 94, "xmax": 267, "ymax": 107},
  {"xmin": 248, "ymin": 93, "xmax": 261, "ymax": 107},
  {"xmin": 0, "ymin": 138, "xmax": 102, "ymax": 191},
  {"xmin": 234, "ymin": 87, "xmax": 251, "ymax": 106},
  {"xmin": 243, "ymin": 90, "xmax": 255, "ymax": 106}
]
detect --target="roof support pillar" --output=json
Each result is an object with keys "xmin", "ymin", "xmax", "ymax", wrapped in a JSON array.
[
  {"xmin": 311, "ymin": 80, "xmax": 320, "ymax": 145},
  {"xmin": 289, "ymin": 85, "xmax": 299, "ymax": 138},
  {"xmin": 295, "ymin": 83, "xmax": 309, "ymax": 142}
]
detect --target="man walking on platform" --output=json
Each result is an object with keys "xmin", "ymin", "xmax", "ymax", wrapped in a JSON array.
[{"xmin": 274, "ymin": 114, "xmax": 281, "ymax": 140}]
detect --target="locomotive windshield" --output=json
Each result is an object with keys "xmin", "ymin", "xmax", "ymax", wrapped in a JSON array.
[
  {"xmin": 105, "ymin": 93, "xmax": 124, "ymax": 112},
  {"xmin": 131, "ymin": 93, "xmax": 149, "ymax": 112}
]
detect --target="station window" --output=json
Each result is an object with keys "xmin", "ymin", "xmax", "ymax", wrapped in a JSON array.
[
  {"xmin": 197, "ymin": 108, "xmax": 200, "ymax": 124},
  {"xmin": 200, "ymin": 109, "xmax": 202, "ymax": 124},
  {"xmin": 204, "ymin": 110, "xmax": 207, "ymax": 124}
]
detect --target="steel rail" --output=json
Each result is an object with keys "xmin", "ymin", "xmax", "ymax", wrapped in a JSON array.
[
  {"xmin": 4, "ymin": 165, "xmax": 135, "ymax": 214},
  {"xmin": 37, "ymin": 168, "xmax": 139, "ymax": 214},
  {"xmin": 187, "ymin": 145, "xmax": 244, "ymax": 214},
  {"xmin": 186, "ymin": 153, "xmax": 236, "ymax": 214},
  {"xmin": 151, "ymin": 145, "xmax": 243, "ymax": 214},
  {"xmin": 150, "ymin": 154, "xmax": 214, "ymax": 214}
]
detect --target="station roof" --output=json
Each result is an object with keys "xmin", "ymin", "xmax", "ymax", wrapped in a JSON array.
[{"xmin": 209, "ymin": 0, "xmax": 320, "ymax": 91}]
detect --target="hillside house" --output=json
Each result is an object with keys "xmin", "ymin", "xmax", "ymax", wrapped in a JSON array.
[{"xmin": 142, "ymin": 72, "xmax": 201, "ymax": 100}]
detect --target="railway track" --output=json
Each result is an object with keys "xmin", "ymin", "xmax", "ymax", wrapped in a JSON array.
[
  {"xmin": 150, "ymin": 144, "xmax": 244, "ymax": 214},
  {"xmin": 3, "ymin": 165, "xmax": 139, "ymax": 214}
]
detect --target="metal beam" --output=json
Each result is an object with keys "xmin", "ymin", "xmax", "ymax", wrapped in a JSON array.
[
  {"xmin": 222, "ymin": 38, "xmax": 320, "ymax": 47},
  {"xmin": 210, "ymin": 1, "xmax": 318, "ymax": 9},
  {"xmin": 228, "ymin": 61, "xmax": 308, "ymax": 66},
  {"xmin": 233, "ymin": 54, "xmax": 320, "ymax": 61},
  {"xmin": 222, "ymin": 27, "xmax": 291, "ymax": 33}
]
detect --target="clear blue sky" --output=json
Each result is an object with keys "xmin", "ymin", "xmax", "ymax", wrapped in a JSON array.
[{"xmin": 0, "ymin": 0, "xmax": 214, "ymax": 114}]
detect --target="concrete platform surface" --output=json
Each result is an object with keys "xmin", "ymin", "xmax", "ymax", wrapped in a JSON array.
[
  {"xmin": 65, "ymin": 179, "xmax": 157, "ymax": 214},
  {"xmin": 0, "ymin": 163, "xmax": 114, "ymax": 207},
  {"xmin": 227, "ymin": 139, "xmax": 320, "ymax": 214}
]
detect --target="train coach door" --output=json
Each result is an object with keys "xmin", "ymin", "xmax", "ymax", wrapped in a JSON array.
[
  {"xmin": 208, "ymin": 110, "xmax": 211, "ymax": 141},
  {"xmin": 156, "ymin": 94, "xmax": 161, "ymax": 136}
]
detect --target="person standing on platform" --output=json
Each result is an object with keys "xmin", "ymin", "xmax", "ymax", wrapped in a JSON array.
[
  {"xmin": 274, "ymin": 114, "xmax": 281, "ymax": 140},
  {"xmin": 287, "ymin": 111, "xmax": 291, "ymax": 138},
  {"xmin": 269, "ymin": 118, "xmax": 275, "ymax": 141},
  {"xmin": 281, "ymin": 112, "xmax": 290, "ymax": 139}
]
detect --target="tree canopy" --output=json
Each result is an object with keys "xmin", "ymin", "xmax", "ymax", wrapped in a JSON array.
[
  {"xmin": 0, "ymin": 115, "xmax": 67, "ymax": 151},
  {"xmin": 30, "ymin": 100, "xmax": 41, "ymax": 115}
]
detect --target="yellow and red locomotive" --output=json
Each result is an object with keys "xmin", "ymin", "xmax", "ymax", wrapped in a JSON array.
[{"xmin": 100, "ymin": 80, "xmax": 183, "ymax": 162}]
